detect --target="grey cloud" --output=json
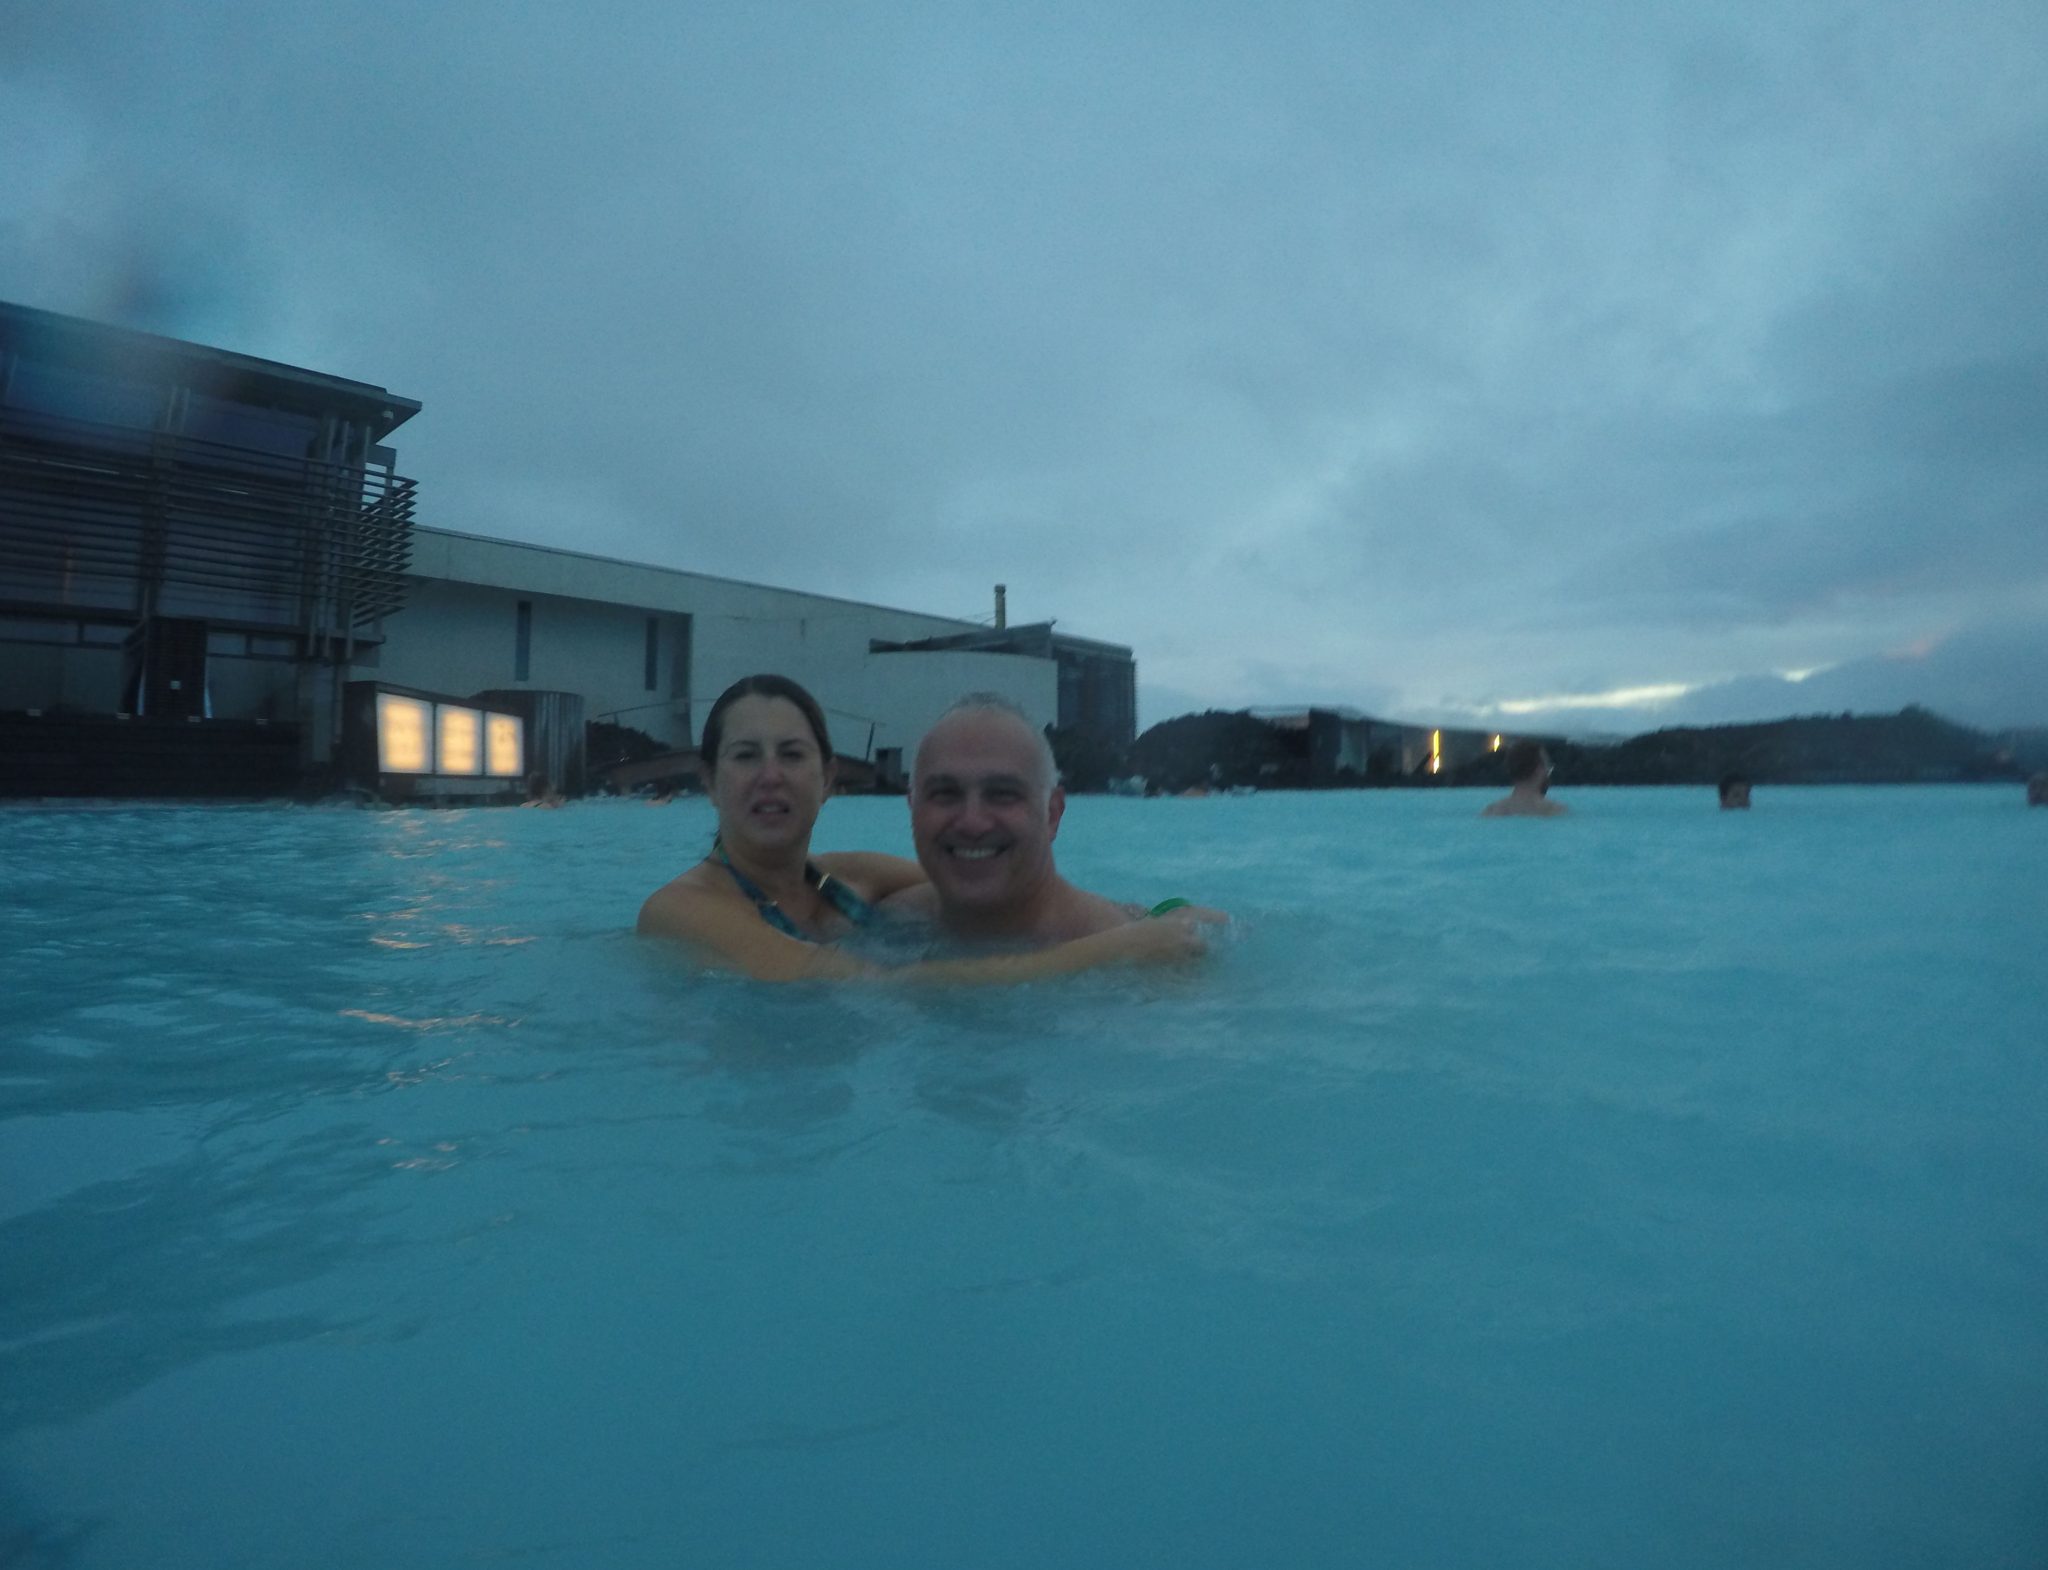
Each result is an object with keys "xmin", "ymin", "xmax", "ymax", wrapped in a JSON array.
[
  {"xmin": 5, "ymin": 0, "xmax": 2046, "ymax": 723},
  {"xmin": 1626, "ymin": 615, "xmax": 2048, "ymax": 732}
]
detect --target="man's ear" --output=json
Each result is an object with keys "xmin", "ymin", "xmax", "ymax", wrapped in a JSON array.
[{"xmin": 1047, "ymin": 783, "xmax": 1067, "ymax": 839}]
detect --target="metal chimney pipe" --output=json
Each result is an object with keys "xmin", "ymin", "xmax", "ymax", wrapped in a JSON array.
[{"xmin": 994, "ymin": 584, "xmax": 1007, "ymax": 630}]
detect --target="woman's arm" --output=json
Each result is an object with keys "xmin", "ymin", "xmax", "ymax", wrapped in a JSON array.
[
  {"xmin": 891, "ymin": 910, "xmax": 1211, "ymax": 985},
  {"xmin": 636, "ymin": 882, "xmax": 872, "ymax": 982},
  {"xmin": 637, "ymin": 886, "xmax": 1211, "ymax": 984}
]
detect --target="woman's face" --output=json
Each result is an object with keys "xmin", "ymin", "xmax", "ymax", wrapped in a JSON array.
[{"xmin": 708, "ymin": 694, "xmax": 831, "ymax": 855}]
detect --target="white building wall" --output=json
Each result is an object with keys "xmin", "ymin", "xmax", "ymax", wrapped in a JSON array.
[
  {"xmin": 356, "ymin": 528, "xmax": 1063, "ymax": 761},
  {"xmin": 362, "ymin": 578, "xmax": 691, "ymax": 745},
  {"xmin": 843, "ymin": 650, "xmax": 1054, "ymax": 759}
]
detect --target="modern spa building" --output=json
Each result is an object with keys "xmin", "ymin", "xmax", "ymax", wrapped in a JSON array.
[
  {"xmin": 365, "ymin": 527, "xmax": 1136, "ymax": 793},
  {"xmin": 0, "ymin": 301, "xmax": 420, "ymax": 794},
  {"xmin": 0, "ymin": 301, "xmax": 1136, "ymax": 797}
]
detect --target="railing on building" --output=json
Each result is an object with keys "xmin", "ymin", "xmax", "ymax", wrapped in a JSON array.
[{"xmin": 0, "ymin": 403, "xmax": 416, "ymax": 643}]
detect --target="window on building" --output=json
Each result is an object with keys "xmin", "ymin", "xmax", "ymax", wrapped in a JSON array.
[
  {"xmin": 515, "ymin": 601, "xmax": 532, "ymax": 681},
  {"xmin": 181, "ymin": 394, "xmax": 319, "ymax": 463},
  {"xmin": 0, "ymin": 616, "xmax": 75, "ymax": 644},
  {"xmin": 3, "ymin": 360, "xmax": 162, "ymax": 429},
  {"xmin": 644, "ymin": 617, "xmax": 659, "ymax": 692}
]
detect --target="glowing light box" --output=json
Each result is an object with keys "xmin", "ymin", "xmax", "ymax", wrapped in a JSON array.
[
  {"xmin": 486, "ymin": 714, "xmax": 524, "ymax": 778},
  {"xmin": 376, "ymin": 693, "xmax": 431, "ymax": 774},
  {"xmin": 436, "ymin": 705, "xmax": 483, "ymax": 776},
  {"xmin": 364, "ymin": 686, "xmax": 525, "ymax": 787}
]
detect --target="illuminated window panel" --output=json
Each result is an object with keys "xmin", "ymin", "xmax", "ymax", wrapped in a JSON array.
[
  {"xmin": 436, "ymin": 705, "xmax": 483, "ymax": 776},
  {"xmin": 376, "ymin": 693, "xmax": 432, "ymax": 774},
  {"xmin": 485, "ymin": 713, "xmax": 524, "ymax": 778}
]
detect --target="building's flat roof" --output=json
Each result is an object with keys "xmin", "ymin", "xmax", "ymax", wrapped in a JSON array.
[
  {"xmin": 0, "ymin": 300, "xmax": 421, "ymax": 440},
  {"xmin": 415, "ymin": 525, "xmax": 1132, "ymax": 653},
  {"xmin": 870, "ymin": 621, "xmax": 1135, "ymax": 662}
]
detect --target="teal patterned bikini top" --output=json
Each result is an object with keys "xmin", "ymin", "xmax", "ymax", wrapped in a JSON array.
[{"xmin": 713, "ymin": 840, "xmax": 876, "ymax": 942}]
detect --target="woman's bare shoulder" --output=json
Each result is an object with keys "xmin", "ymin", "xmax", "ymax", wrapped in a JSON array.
[
  {"xmin": 636, "ymin": 861, "xmax": 727, "ymax": 933},
  {"xmin": 637, "ymin": 866, "xmax": 869, "ymax": 981}
]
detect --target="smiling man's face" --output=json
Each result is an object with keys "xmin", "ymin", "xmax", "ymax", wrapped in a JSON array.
[{"xmin": 909, "ymin": 707, "xmax": 1064, "ymax": 922}]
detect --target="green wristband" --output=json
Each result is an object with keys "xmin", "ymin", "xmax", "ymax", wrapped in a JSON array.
[{"xmin": 1146, "ymin": 897, "xmax": 1193, "ymax": 917}]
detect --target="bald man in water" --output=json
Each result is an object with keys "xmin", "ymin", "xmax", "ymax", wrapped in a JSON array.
[{"xmin": 887, "ymin": 694, "xmax": 1215, "ymax": 945}]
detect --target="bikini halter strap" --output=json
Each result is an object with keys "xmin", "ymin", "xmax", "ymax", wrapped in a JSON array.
[{"xmin": 713, "ymin": 839, "xmax": 876, "ymax": 940}]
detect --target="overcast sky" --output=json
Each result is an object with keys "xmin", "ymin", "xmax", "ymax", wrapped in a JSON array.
[{"xmin": 5, "ymin": 0, "xmax": 2045, "ymax": 732}]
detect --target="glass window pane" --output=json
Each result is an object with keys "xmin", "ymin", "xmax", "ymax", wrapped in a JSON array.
[
  {"xmin": 182, "ymin": 394, "xmax": 318, "ymax": 458},
  {"xmin": 4, "ymin": 360, "xmax": 162, "ymax": 428},
  {"xmin": 0, "ymin": 616, "xmax": 75, "ymax": 644}
]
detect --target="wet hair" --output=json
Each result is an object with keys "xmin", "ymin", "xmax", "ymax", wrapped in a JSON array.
[
  {"xmin": 698, "ymin": 674, "xmax": 833, "ymax": 774},
  {"xmin": 1718, "ymin": 772, "xmax": 1751, "ymax": 801},
  {"xmin": 1503, "ymin": 739, "xmax": 1547, "ymax": 783},
  {"xmin": 919, "ymin": 692, "xmax": 1058, "ymax": 793}
]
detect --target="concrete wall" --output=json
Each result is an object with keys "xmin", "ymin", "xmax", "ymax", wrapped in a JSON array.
[
  {"xmin": 357, "ymin": 529, "xmax": 1061, "ymax": 762},
  {"xmin": 850, "ymin": 650, "xmax": 1054, "ymax": 757}
]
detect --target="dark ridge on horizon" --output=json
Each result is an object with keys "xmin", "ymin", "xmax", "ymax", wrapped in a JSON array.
[
  {"xmin": 1518, "ymin": 706, "xmax": 2039, "ymax": 788},
  {"xmin": 1104, "ymin": 705, "xmax": 2045, "ymax": 793}
]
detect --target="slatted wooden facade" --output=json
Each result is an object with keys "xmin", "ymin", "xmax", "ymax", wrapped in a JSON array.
[
  {"xmin": 0, "ymin": 301, "xmax": 421, "ymax": 796},
  {"xmin": 0, "ymin": 403, "xmax": 415, "ymax": 642}
]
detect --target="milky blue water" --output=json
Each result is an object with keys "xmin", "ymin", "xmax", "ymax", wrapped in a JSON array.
[{"xmin": 3, "ymin": 787, "xmax": 2045, "ymax": 1569}]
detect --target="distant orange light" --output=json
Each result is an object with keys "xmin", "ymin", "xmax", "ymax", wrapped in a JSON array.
[{"xmin": 1491, "ymin": 734, "xmax": 1502, "ymax": 751}]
